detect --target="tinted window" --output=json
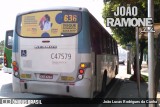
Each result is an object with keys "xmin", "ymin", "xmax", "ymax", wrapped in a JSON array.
[
  {"xmin": 5, "ymin": 30, "xmax": 13, "ymax": 49},
  {"xmin": 16, "ymin": 10, "xmax": 82, "ymax": 38}
]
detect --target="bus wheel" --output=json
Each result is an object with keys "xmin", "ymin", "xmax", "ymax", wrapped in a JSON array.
[
  {"xmin": 115, "ymin": 66, "xmax": 118, "ymax": 75},
  {"xmin": 101, "ymin": 71, "xmax": 107, "ymax": 93}
]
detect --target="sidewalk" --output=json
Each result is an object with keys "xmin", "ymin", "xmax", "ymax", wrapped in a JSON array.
[
  {"xmin": 111, "ymin": 80, "xmax": 148, "ymax": 107},
  {"xmin": 113, "ymin": 62, "xmax": 159, "ymax": 107}
]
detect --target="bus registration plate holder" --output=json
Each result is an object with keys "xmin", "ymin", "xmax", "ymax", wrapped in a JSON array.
[{"xmin": 39, "ymin": 74, "xmax": 53, "ymax": 79}]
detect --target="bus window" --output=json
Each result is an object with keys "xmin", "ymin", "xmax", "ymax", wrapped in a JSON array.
[
  {"xmin": 101, "ymin": 31, "xmax": 107, "ymax": 53},
  {"xmin": 5, "ymin": 31, "xmax": 13, "ymax": 49},
  {"xmin": 107, "ymin": 37, "xmax": 111, "ymax": 54},
  {"xmin": 16, "ymin": 11, "xmax": 82, "ymax": 38},
  {"xmin": 90, "ymin": 17, "xmax": 101, "ymax": 54}
]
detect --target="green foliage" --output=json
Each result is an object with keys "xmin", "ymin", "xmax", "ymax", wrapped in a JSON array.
[
  {"xmin": 0, "ymin": 40, "xmax": 4, "ymax": 55},
  {"xmin": 103, "ymin": 0, "xmax": 160, "ymax": 78},
  {"xmin": 129, "ymin": 74, "xmax": 148, "ymax": 82},
  {"xmin": 0, "ymin": 40, "xmax": 4, "ymax": 46},
  {"xmin": 103, "ymin": 0, "xmax": 160, "ymax": 46}
]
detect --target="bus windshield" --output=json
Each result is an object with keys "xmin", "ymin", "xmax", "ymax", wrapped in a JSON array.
[{"xmin": 16, "ymin": 10, "xmax": 82, "ymax": 38}]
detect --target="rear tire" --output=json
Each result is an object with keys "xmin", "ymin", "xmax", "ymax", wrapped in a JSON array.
[{"xmin": 115, "ymin": 66, "xmax": 118, "ymax": 75}]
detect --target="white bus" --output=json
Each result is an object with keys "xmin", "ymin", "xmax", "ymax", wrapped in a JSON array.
[{"xmin": 12, "ymin": 7, "xmax": 118, "ymax": 98}]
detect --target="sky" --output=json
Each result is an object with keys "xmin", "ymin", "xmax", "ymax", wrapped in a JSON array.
[{"xmin": 0, "ymin": 0, "xmax": 111, "ymax": 41}]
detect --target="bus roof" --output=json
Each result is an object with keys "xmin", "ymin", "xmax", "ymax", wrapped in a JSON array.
[{"xmin": 16, "ymin": 6, "xmax": 89, "ymax": 16}]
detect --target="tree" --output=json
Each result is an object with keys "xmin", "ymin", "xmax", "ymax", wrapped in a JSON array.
[
  {"xmin": 102, "ymin": 0, "xmax": 160, "ymax": 80},
  {"xmin": 0, "ymin": 40, "xmax": 4, "ymax": 46},
  {"xmin": 0, "ymin": 40, "xmax": 4, "ymax": 56}
]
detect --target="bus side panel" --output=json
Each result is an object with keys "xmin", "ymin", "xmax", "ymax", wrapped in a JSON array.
[
  {"xmin": 3, "ymin": 47, "xmax": 13, "ymax": 73},
  {"xmin": 106, "ymin": 55, "xmax": 115, "ymax": 85},
  {"xmin": 4, "ymin": 48, "xmax": 12, "ymax": 68},
  {"xmin": 77, "ymin": 11, "xmax": 94, "ymax": 97},
  {"xmin": 95, "ymin": 54, "xmax": 113, "ymax": 91},
  {"xmin": 12, "ymin": 33, "xmax": 21, "ymax": 92},
  {"xmin": 78, "ymin": 11, "xmax": 91, "ymax": 53},
  {"xmin": 96, "ymin": 55, "xmax": 103, "ymax": 92},
  {"xmin": 12, "ymin": 70, "xmax": 21, "ymax": 92},
  {"xmin": 3, "ymin": 30, "xmax": 13, "ymax": 73}
]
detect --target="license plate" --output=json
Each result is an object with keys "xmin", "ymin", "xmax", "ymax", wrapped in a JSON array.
[
  {"xmin": 39, "ymin": 74, "xmax": 53, "ymax": 79},
  {"xmin": 20, "ymin": 74, "xmax": 31, "ymax": 79},
  {"xmin": 61, "ymin": 76, "xmax": 74, "ymax": 81}
]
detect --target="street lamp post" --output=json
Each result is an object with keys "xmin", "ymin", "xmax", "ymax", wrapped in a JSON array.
[
  {"xmin": 136, "ymin": 27, "xmax": 141, "ymax": 97},
  {"xmin": 148, "ymin": 0, "xmax": 155, "ymax": 107}
]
